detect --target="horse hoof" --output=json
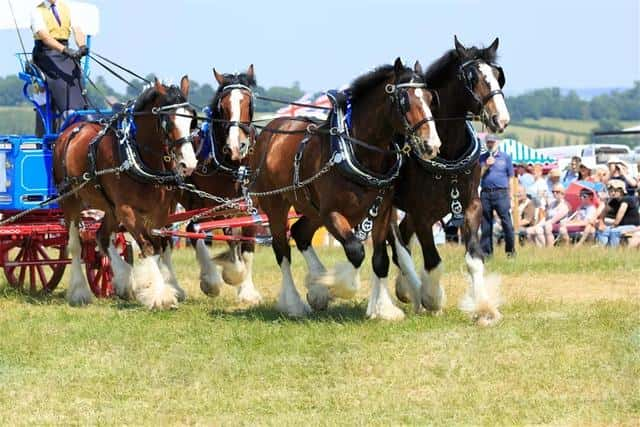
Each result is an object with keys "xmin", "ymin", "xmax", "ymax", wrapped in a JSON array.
[
  {"xmin": 200, "ymin": 279, "xmax": 222, "ymax": 297},
  {"xmin": 67, "ymin": 289, "xmax": 94, "ymax": 307},
  {"xmin": 368, "ymin": 303, "xmax": 405, "ymax": 321},
  {"xmin": 277, "ymin": 300, "xmax": 312, "ymax": 318},
  {"xmin": 475, "ymin": 309, "xmax": 502, "ymax": 327},
  {"xmin": 237, "ymin": 288, "xmax": 262, "ymax": 306},
  {"xmin": 307, "ymin": 284, "xmax": 330, "ymax": 311},
  {"xmin": 395, "ymin": 274, "xmax": 412, "ymax": 304}
]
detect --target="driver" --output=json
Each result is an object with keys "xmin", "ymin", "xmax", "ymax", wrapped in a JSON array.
[{"xmin": 30, "ymin": 0, "xmax": 89, "ymax": 132}]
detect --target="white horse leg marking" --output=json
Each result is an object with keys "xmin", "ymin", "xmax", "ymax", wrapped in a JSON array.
[
  {"xmin": 366, "ymin": 273, "xmax": 405, "ymax": 321},
  {"xmin": 158, "ymin": 245, "xmax": 186, "ymax": 302},
  {"xmin": 195, "ymin": 239, "xmax": 223, "ymax": 297},
  {"xmin": 66, "ymin": 221, "xmax": 94, "ymax": 306},
  {"xmin": 132, "ymin": 255, "xmax": 178, "ymax": 310},
  {"xmin": 307, "ymin": 262, "xmax": 360, "ymax": 311},
  {"xmin": 107, "ymin": 233, "xmax": 133, "ymax": 300},
  {"xmin": 276, "ymin": 258, "xmax": 311, "ymax": 317},
  {"xmin": 302, "ymin": 247, "xmax": 329, "ymax": 310},
  {"xmin": 460, "ymin": 252, "xmax": 502, "ymax": 326},
  {"xmin": 236, "ymin": 251, "xmax": 262, "ymax": 305},
  {"xmin": 391, "ymin": 226, "xmax": 422, "ymax": 313},
  {"xmin": 420, "ymin": 263, "xmax": 446, "ymax": 314}
]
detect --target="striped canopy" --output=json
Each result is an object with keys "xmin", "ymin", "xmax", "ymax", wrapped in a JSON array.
[{"xmin": 498, "ymin": 139, "xmax": 555, "ymax": 164}]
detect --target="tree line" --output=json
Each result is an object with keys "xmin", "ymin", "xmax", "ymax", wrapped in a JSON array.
[{"xmin": 0, "ymin": 73, "xmax": 638, "ymax": 122}]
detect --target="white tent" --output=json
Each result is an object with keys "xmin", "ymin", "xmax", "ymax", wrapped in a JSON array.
[{"xmin": 498, "ymin": 138, "xmax": 555, "ymax": 164}]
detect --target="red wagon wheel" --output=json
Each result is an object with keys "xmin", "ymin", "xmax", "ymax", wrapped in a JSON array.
[
  {"xmin": 2, "ymin": 234, "xmax": 68, "ymax": 294},
  {"xmin": 84, "ymin": 232, "xmax": 131, "ymax": 298}
]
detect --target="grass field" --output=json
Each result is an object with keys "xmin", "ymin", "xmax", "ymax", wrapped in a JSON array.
[{"xmin": 0, "ymin": 244, "xmax": 638, "ymax": 425}]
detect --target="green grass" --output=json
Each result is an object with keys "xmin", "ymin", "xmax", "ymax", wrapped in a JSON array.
[
  {"xmin": 0, "ymin": 244, "xmax": 638, "ymax": 425},
  {"xmin": 0, "ymin": 106, "xmax": 35, "ymax": 135}
]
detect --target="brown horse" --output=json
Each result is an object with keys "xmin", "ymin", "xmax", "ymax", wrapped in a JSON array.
[
  {"xmin": 390, "ymin": 37, "xmax": 511, "ymax": 326},
  {"xmin": 251, "ymin": 58, "xmax": 441, "ymax": 318},
  {"xmin": 53, "ymin": 77, "xmax": 198, "ymax": 309},
  {"xmin": 178, "ymin": 65, "xmax": 262, "ymax": 304}
]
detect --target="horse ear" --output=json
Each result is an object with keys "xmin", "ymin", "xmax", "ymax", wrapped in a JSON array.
[
  {"xmin": 487, "ymin": 37, "xmax": 500, "ymax": 54},
  {"xmin": 154, "ymin": 78, "xmax": 166, "ymax": 95},
  {"xmin": 180, "ymin": 75, "xmax": 190, "ymax": 98},
  {"xmin": 393, "ymin": 57, "xmax": 404, "ymax": 75},
  {"xmin": 414, "ymin": 60, "xmax": 423, "ymax": 75},
  {"xmin": 246, "ymin": 64, "xmax": 255, "ymax": 82},
  {"xmin": 454, "ymin": 35, "xmax": 466, "ymax": 57},
  {"xmin": 213, "ymin": 68, "xmax": 224, "ymax": 86}
]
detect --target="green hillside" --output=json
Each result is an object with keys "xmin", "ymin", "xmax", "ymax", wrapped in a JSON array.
[{"xmin": 0, "ymin": 106, "xmax": 35, "ymax": 135}]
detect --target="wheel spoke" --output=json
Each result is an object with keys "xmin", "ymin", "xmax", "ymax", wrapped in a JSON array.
[{"xmin": 36, "ymin": 264, "xmax": 48, "ymax": 289}]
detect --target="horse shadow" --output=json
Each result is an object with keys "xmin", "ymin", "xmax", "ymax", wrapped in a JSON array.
[{"xmin": 209, "ymin": 301, "xmax": 370, "ymax": 324}]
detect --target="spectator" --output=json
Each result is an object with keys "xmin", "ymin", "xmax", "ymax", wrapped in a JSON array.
[
  {"xmin": 595, "ymin": 179, "xmax": 640, "ymax": 247},
  {"xmin": 562, "ymin": 156, "xmax": 581, "ymax": 188},
  {"xmin": 528, "ymin": 164, "xmax": 549, "ymax": 206},
  {"xmin": 608, "ymin": 157, "xmax": 638, "ymax": 199},
  {"xmin": 514, "ymin": 184, "xmax": 536, "ymax": 241},
  {"xmin": 578, "ymin": 158, "xmax": 596, "ymax": 181},
  {"xmin": 590, "ymin": 164, "xmax": 609, "ymax": 196},
  {"xmin": 526, "ymin": 183, "xmax": 570, "ymax": 247},
  {"xmin": 546, "ymin": 168, "xmax": 562, "ymax": 197},
  {"xmin": 558, "ymin": 188, "xmax": 598, "ymax": 244},
  {"xmin": 479, "ymin": 134, "xmax": 516, "ymax": 257},
  {"xmin": 518, "ymin": 163, "xmax": 535, "ymax": 190}
]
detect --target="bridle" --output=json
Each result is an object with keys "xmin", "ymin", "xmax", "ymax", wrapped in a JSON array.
[
  {"xmin": 457, "ymin": 59, "xmax": 505, "ymax": 113},
  {"xmin": 385, "ymin": 78, "xmax": 436, "ymax": 153}
]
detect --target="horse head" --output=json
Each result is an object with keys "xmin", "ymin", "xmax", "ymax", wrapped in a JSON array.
[
  {"xmin": 211, "ymin": 65, "xmax": 256, "ymax": 161},
  {"xmin": 453, "ymin": 36, "xmax": 510, "ymax": 132},
  {"xmin": 134, "ymin": 77, "xmax": 198, "ymax": 176},
  {"xmin": 387, "ymin": 57, "xmax": 441, "ymax": 160}
]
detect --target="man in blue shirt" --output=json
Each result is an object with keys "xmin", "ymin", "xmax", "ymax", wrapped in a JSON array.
[{"xmin": 479, "ymin": 135, "xmax": 515, "ymax": 257}]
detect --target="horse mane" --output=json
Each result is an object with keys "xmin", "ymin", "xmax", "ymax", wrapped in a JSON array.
[
  {"xmin": 134, "ymin": 83, "xmax": 185, "ymax": 112},
  {"xmin": 349, "ymin": 64, "xmax": 415, "ymax": 102},
  {"xmin": 424, "ymin": 44, "xmax": 499, "ymax": 88},
  {"xmin": 209, "ymin": 72, "xmax": 257, "ymax": 112}
]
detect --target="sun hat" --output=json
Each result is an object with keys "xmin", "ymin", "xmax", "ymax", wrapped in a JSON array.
[
  {"xmin": 607, "ymin": 156, "xmax": 629, "ymax": 168},
  {"xmin": 549, "ymin": 168, "xmax": 561, "ymax": 177},
  {"xmin": 607, "ymin": 179, "xmax": 627, "ymax": 193},
  {"xmin": 579, "ymin": 157, "xmax": 596, "ymax": 170}
]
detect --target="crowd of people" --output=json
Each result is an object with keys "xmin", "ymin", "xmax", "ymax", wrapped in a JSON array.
[{"xmin": 482, "ymin": 136, "xmax": 640, "ymax": 252}]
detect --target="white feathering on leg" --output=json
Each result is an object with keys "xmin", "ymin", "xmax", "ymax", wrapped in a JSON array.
[
  {"xmin": 132, "ymin": 255, "xmax": 178, "ymax": 310},
  {"xmin": 276, "ymin": 258, "xmax": 311, "ymax": 317},
  {"xmin": 367, "ymin": 274, "xmax": 405, "ymax": 321},
  {"xmin": 391, "ymin": 225, "xmax": 422, "ymax": 312},
  {"xmin": 66, "ymin": 221, "xmax": 94, "ymax": 306},
  {"xmin": 195, "ymin": 239, "xmax": 223, "ymax": 297},
  {"xmin": 236, "ymin": 252, "xmax": 262, "ymax": 305},
  {"xmin": 459, "ymin": 253, "xmax": 503, "ymax": 326},
  {"xmin": 420, "ymin": 263, "xmax": 446, "ymax": 314}
]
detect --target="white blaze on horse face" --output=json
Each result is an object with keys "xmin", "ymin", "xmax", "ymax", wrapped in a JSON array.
[
  {"xmin": 175, "ymin": 107, "xmax": 197, "ymax": 174},
  {"xmin": 226, "ymin": 89, "xmax": 244, "ymax": 160},
  {"xmin": 478, "ymin": 63, "xmax": 511, "ymax": 129},
  {"xmin": 414, "ymin": 88, "xmax": 441, "ymax": 156}
]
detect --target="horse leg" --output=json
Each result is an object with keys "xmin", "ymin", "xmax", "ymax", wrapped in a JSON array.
[
  {"xmin": 119, "ymin": 207, "xmax": 177, "ymax": 309},
  {"xmin": 366, "ymin": 207, "xmax": 405, "ymax": 321},
  {"xmin": 97, "ymin": 211, "xmax": 134, "ymax": 300},
  {"xmin": 460, "ymin": 197, "xmax": 503, "ymax": 326},
  {"xmin": 156, "ymin": 238, "xmax": 186, "ymax": 302},
  {"xmin": 217, "ymin": 237, "xmax": 246, "ymax": 286},
  {"xmin": 389, "ymin": 214, "xmax": 423, "ymax": 313},
  {"xmin": 195, "ymin": 239, "xmax": 223, "ymax": 297},
  {"xmin": 412, "ymin": 217, "xmax": 446, "ymax": 315},
  {"xmin": 290, "ymin": 216, "xmax": 329, "ymax": 310},
  {"xmin": 66, "ymin": 220, "xmax": 94, "ymax": 306},
  {"xmin": 267, "ymin": 201, "xmax": 310, "ymax": 317},
  {"xmin": 235, "ymin": 227, "xmax": 262, "ymax": 306},
  {"xmin": 308, "ymin": 211, "xmax": 363, "ymax": 310}
]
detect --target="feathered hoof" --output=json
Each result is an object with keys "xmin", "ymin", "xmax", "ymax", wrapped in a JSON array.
[
  {"xmin": 307, "ymin": 284, "xmax": 330, "ymax": 311},
  {"xmin": 173, "ymin": 286, "xmax": 187, "ymax": 302},
  {"xmin": 395, "ymin": 273, "xmax": 413, "ymax": 304},
  {"xmin": 367, "ymin": 303, "xmax": 406, "ymax": 321},
  {"xmin": 276, "ymin": 298, "xmax": 312, "ymax": 318},
  {"xmin": 237, "ymin": 286, "xmax": 262, "ymax": 306},
  {"xmin": 200, "ymin": 278, "xmax": 222, "ymax": 297},
  {"xmin": 67, "ymin": 286, "xmax": 94, "ymax": 307},
  {"xmin": 138, "ymin": 287, "xmax": 178, "ymax": 310},
  {"xmin": 473, "ymin": 304, "xmax": 503, "ymax": 327}
]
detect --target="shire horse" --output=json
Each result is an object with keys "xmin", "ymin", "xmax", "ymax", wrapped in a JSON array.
[
  {"xmin": 251, "ymin": 58, "xmax": 441, "ymax": 318},
  {"xmin": 179, "ymin": 65, "xmax": 262, "ymax": 304},
  {"xmin": 53, "ymin": 77, "xmax": 198, "ymax": 309},
  {"xmin": 390, "ymin": 37, "xmax": 511, "ymax": 326}
]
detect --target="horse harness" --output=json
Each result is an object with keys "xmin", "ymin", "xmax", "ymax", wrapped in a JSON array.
[{"xmin": 458, "ymin": 59, "xmax": 505, "ymax": 112}]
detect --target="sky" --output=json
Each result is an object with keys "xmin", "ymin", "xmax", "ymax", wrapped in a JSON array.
[{"xmin": 0, "ymin": 0, "xmax": 638, "ymax": 95}]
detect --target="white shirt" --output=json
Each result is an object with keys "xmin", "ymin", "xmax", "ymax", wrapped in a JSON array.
[{"xmin": 30, "ymin": 1, "xmax": 78, "ymax": 36}]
